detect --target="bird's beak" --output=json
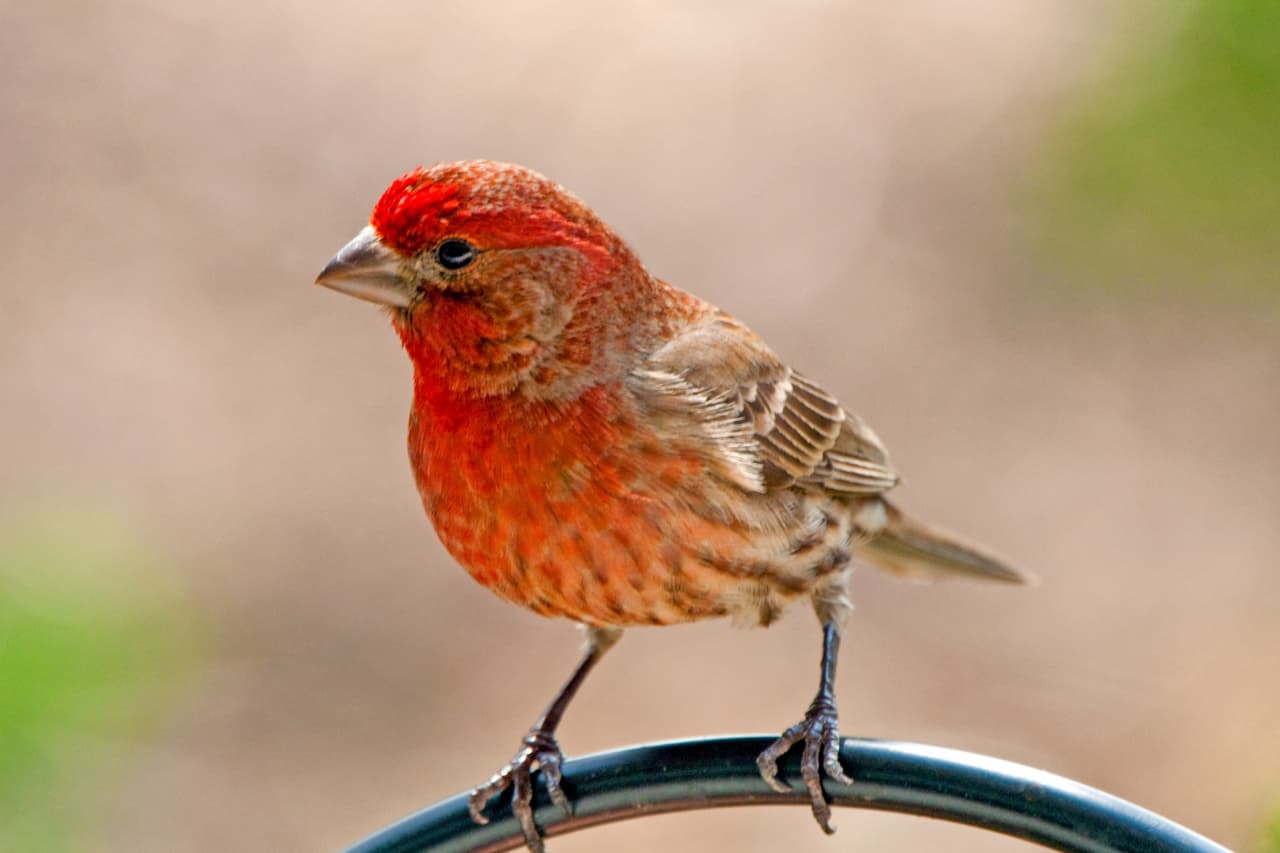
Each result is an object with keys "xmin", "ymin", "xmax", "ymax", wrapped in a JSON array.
[{"xmin": 315, "ymin": 225, "xmax": 412, "ymax": 308}]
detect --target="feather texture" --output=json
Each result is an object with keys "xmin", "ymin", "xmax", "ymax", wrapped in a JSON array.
[{"xmin": 629, "ymin": 312, "xmax": 899, "ymax": 499}]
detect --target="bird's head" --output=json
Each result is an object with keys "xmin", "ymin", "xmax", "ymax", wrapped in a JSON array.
[{"xmin": 316, "ymin": 161, "xmax": 651, "ymax": 399}]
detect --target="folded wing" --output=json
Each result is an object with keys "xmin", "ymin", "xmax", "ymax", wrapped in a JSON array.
[{"xmin": 627, "ymin": 312, "xmax": 899, "ymax": 498}]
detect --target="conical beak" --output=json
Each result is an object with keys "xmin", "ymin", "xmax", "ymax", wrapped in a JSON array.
[{"xmin": 315, "ymin": 226, "xmax": 412, "ymax": 308}]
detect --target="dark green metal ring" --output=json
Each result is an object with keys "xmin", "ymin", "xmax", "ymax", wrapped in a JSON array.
[{"xmin": 343, "ymin": 736, "xmax": 1229, "ymax": 853}]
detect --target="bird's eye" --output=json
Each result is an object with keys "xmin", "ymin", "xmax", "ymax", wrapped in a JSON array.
[{"xmin": 435, "ymin": 239, "xmax": 476, "ymax": 270}]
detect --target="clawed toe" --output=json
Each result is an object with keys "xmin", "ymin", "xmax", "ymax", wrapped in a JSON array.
[
  {"xmin": 756, "ymin": 701, "xmax": 850, "ymax": 834},
  {"xmin": 468, "ymin": 731, "xmax": 572, "ymax": 853}
]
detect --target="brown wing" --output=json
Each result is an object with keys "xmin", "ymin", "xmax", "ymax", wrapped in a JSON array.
[{"xmin": 628, "ymin": 313, "xmax": 899, "ymax": 496}]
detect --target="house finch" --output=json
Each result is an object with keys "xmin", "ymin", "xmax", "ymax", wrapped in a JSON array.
[{"xmin": 316, "ymin": 161, "xmax": 1028, "ymax": 851}]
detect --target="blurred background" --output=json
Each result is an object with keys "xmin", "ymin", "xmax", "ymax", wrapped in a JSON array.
[{"xmin": 2, "ymin": 0, "xmax": 1278, "ymax": 850}]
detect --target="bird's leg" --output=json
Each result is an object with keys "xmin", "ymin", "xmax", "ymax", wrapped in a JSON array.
[
  {"xmin": 468, "ymin": 626, "xmax": 621, "ymax": 852},
  {"xmin": 756, "ymin": 621, "xmax": 852, "ymax": 834}
]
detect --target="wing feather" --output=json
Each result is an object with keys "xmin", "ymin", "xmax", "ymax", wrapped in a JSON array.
[{"xmin": 628, "ymin": 312, "xmax": 900, "ymax": 497}]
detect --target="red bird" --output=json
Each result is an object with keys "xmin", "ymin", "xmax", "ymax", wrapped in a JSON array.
[{"xmin": 316, "ymin": 161, "xmax": 1027, "ymax": 851}]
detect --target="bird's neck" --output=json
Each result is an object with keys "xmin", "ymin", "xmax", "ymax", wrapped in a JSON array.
[{"xmin": 396, "ymin": 264, "xmax": 700, "ymax": 402}]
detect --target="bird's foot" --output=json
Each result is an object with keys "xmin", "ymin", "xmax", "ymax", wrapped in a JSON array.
[
  {"xmin": 756, "ymin": 696, "xmax": 852, "ymax": 834},
  {"xmin": 468, "ymin": 729, "xmax": 571, "ymax": 853}
]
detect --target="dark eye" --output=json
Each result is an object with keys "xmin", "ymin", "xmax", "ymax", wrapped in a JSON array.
[{"xmin": 435, "ymin": 238, "xmax": 476, "ymax": 270}]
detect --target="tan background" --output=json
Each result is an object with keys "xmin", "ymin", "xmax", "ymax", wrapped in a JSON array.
[{"xmin": 2, "ymin": 1, "xmax": 1277, "ymax": 851}]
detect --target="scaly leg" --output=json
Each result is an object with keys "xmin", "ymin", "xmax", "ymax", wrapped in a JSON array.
[
  {"xmin": 756, "ymin": 621, "xmax": 852, "ymax": 833},
  {"xmin": 468, "ymin": 626, "xmax": 621, "ymax": 853}
]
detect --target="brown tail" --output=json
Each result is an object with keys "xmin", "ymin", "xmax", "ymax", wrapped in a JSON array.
[{"xmin": 860, "ymin": 500, "xmax": 1031, "ymax": 584}]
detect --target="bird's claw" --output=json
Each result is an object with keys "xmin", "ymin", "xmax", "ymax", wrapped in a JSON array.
[
  {"xmin": 756, "ymin": 698, "xmax": 851, "ymax": 834},
  {"xmin": 468, "ymin": 730, "xmax": 571, "ymax": 853}
]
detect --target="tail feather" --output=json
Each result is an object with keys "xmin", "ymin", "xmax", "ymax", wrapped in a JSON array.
[{"xmin": 860, "ymin": 500, "xmax": 1031, "ymax": 584}]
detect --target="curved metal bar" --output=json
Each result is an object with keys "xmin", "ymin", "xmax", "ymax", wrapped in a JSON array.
[{"xmin": 343, "ymin": 736, "xmax": 1230, "ymax": 853}]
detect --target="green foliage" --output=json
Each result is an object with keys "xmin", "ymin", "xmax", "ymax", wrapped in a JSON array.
[
  {"xmin": 0, "ymin": 514, "xmax": 196, "ymax": 852},
  {"xmin": 1035, "ymin": 0, "xmax": 1280, "ymax": 294},
  {"xmin": 1259, "ymin": 803, "xmax": 1280, "ymax": 853}
]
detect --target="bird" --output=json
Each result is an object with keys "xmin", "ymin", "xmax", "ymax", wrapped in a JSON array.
[{"xmin": 315, "ymin": 160, "xmax": 1029, "ymax": 851}]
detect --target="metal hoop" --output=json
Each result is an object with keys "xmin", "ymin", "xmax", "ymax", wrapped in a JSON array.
[{"xmin": 344, "ymin": 736, "xmax": 1229, "ymax": 853}]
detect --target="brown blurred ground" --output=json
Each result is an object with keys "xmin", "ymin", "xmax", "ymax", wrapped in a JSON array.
[{"xmin": 2, "ymin": 1, "xmax": 1277, "ymax": 851}]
